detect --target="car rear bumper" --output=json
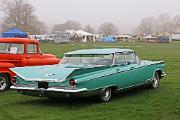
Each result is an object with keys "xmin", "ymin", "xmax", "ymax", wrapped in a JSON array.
[
  {"xmin": 11, "ymin": 85, "xmax": 87, "ymax": 93},
  {"xmin": 160, "ymin": 72, "xmax": 166, "ymax": 79},
  {"xmin": 10, "ymin": 85, "xmax": 100, "ymax": 97}
]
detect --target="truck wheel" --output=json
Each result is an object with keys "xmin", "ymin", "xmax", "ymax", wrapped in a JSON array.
[
  {"xmin": 0, "ymin": 75, "xmax": 10, "ymax": 91},
  {"xmin": 98, "ymin": 87, "xmax": 112, "ymax": 102}
]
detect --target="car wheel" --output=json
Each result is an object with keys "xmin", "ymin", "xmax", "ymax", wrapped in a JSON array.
[
  {"xmin": 99, "ymin": 87, "xmax": 112, "ymax": 102},
  {"xmin": 0, "ymin": 75, "xmax": 10, "ymax": 91},
  {"xmin": 150, "ymin": 72, "xmax": 160, "ymax": 88}
]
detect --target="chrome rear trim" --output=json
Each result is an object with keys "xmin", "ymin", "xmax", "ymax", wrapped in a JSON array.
[{"xmin": 10, "ymin": 86, "xmax": 87, "ymax": 93}]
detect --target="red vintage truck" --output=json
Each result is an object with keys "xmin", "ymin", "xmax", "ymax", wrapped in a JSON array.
[{"xmin": 0, "ymin": 38, "xmax": 60, "ymax": 91}]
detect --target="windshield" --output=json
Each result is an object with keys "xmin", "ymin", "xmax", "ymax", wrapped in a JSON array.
[
  {"xmin": 61, "ymin": 54, "xmax": 113, "ymax": 66},
  {"xmin": 0, "ymin": 43, "xmax": 24, "ymax": 54}
]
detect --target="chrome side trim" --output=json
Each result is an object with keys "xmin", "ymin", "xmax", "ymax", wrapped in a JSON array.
[
  {"xmin": 78, "ymin": 63, "xmax": 164, "ymax": 84},
  {"xmin": 10, "ymin": 86, "xmax": 87, "ymax": 93},
  {"xmin": 117, "ymin": 78, "xmax": 153, "ymax": 91}
]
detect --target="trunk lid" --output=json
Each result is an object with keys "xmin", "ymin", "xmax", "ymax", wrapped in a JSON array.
[
  {"xmin": 10, "ymin": 64, "xmax": 96, "ymax": 82},
  {"xmin": 11, "ymin": 60, "xmax": 165, "ymax": 83}
]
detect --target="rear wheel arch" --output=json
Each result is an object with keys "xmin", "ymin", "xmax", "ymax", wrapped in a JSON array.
[{"xmin": 110, "ymin": 86, "xmax": 118, "ymax": 93}]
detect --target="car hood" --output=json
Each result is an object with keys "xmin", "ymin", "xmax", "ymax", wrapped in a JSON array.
[{"xmin": 10, "ymin": 64, "xmax": 99, "ymax": 82}]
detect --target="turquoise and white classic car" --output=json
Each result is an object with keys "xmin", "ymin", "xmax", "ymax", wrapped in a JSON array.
[{"xmin": 10, "ymin": 49, "xmax": 166, "ymax": 102}]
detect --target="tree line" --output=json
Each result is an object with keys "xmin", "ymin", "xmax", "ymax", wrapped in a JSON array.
[
  {"xmin": 135, "ymin": 14, "xmax": 180, "ymax": 34},
  {"xmin": 1, "ymin": 0, "xmax": 180, "ymax": 35},
  {"xmin": 0, "ymin": 0, "xmax": 119, "ymax": 35},
  {"xmin": 0, "ymin": 0, "xmax": 47, "ymax": 34}
]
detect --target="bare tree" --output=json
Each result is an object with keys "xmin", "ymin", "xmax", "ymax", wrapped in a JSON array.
[
  {"xmin": 52, "ymin": 24, "xmax": 61, "ymax": 32},
  {"xmin": 98, "ymin": 22, "xmax": 118, "ymax": 35},
  {"xmin": 137, "ymin": 17, "xmax": 154, "ymax": 34},
  {"xmin": 52, "ymin": 20, "xmax": 82, "ymax": 32},
  {"xmin": 156, "ymin": 13, "xmax": 173, "ymax": 33},
  {"xmin": 26, "ymin": 17, "xmax": 47, "ymax": 34},
  {"xmin": 136, "ymin": 13, "xmax": 176, "ymax": 34},
  {"xmin": 1, "ymin": 0, "xmax": 47, "ymax": 34},
  {"xmin": 84, "ymin": 25, "xmax": 95, "ymax": 33},
  {"xmin": 173, "ymin": 15, "xmax": 180, "ymax": 32}
]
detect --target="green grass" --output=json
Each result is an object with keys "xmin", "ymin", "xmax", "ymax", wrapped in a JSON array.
[{"xmin": 0, "ymin": 42, "xmax": 180, "ymax": 120}]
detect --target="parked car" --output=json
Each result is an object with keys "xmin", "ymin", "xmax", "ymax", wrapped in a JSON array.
[
  {"xmin": 10, "ymin": 48, "xmax": 165, "ymax": 102},
  {"xmin": 0, "ymin": 38, "xmax": 60, "ymax": 91}
]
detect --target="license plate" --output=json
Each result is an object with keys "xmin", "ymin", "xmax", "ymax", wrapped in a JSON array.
[{"xmin": 38, "ymin": 82, "xmax": 48, "ymax": 89}]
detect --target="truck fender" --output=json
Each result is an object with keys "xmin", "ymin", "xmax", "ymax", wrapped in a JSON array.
[{"xmin": 0, "ymin": 62, "xmax": 15, "ymax": 68}]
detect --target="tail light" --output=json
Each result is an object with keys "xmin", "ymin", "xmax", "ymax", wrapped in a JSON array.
[
  {"xmin": 69, "ymin": 79, "xmax": 76, "ymax": 87},
  {"xmin": 11, "ymin": 77, "xmax": 17, "ymax": 85}
]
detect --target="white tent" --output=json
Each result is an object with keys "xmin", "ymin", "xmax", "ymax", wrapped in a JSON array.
[
  {"xmin": 171, "ymin": 33, "xmax": 180, "ymax": 41},
  {"xmin": 117, "ymin": 34, "xmax": 132, "ymax": 38},
  {"xmin": 116, "ymin": 34, "xmax": 133, "ymax": 42},
  {"xmin": 75, "ymin": 30, "xmax": 95, "ymax": 42},
  {"xmin": 75, "ymin": 30, "xmax": 93, "ymax": 36},
  {"xmin": 144, "ymin": 34, "xmax": 157, "ymax": 39},
  {"xmin": 65, "ymin": 30, "xmax": 76, "ymax": 34},
  {"xmin": 143, "ymin": 34, "xmax": 157, "ymax": 43}
]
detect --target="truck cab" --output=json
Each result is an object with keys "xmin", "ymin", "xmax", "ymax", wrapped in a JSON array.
[{"xmin": 0, "ymin": 38, "xmax": 60, "ymax": 91}]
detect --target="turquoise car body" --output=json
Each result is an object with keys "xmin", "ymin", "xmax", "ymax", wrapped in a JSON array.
[{"xmin": 10, "ymin": 49, "xmax": 165, "ymax": 98}]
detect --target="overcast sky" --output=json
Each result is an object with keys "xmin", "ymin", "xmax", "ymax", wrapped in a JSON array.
[{"xmin": 13, "ymin": 0, "xmax": 180, "ymax": 33}]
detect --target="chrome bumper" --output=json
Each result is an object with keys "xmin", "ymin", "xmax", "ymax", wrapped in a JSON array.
[
  {"xmin": 161, "ymin": 72, "xmax": 166, "ymax": 78},
  {"xmin": 10, "ymin": 86, "xmax": 88, "ymax": 93}
]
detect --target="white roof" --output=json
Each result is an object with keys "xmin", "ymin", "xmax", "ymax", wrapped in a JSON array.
[
  {"xmin": 144, "ymin": 34, "xmax": 157, "ymax": 39},
  {"xmin": 75, "ymin": 30, "xmax": 93, "ymax": 36},
  {"xmin": 65, "ymin": 30, "xmax": 76, "ymax": 34},
  {"xmin": 117, "ymin": 34, "xmax": 132, "ymax": 38},
  {"xmin": 171, "ymin": 33, "xmax": 180, "ymax": 40}
]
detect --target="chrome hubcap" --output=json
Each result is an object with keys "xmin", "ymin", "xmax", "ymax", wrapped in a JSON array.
[
  {"xmin": 102, "ymin": 88, "xmax": 111, "ymax": 101},
  {"xmin": 103, "ymin": 89, "xmax": 110, "ymax": 99},
  {"xmin": 152, "ymin": 74, "xmax": 159, "ymax": 88},
  {"xmin": 153, "ymin": 79, "xmax": 158, "ymax": 87}
]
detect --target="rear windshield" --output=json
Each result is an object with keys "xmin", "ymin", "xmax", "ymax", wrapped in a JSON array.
[
  {"xmin": 0, "ymin": 43, "xmax": 24, "ymax": 54},
  {"xmin": 61, "ymin": 54, "xmax": 113, "ymax": 66}
]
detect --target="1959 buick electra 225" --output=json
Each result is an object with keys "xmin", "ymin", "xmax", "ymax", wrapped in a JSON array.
[{"xmin": 10, "ymin": 49, "xmax": 166, "ymax": 102}]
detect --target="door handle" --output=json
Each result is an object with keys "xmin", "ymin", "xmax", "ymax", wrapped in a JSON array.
[
  {"xmin": 26, "ymin": 56, "xmax": 30, "ymax": 58},
  {"xmin": 116, "ymin": 69, "xmax": 120, "ymax": 72}
]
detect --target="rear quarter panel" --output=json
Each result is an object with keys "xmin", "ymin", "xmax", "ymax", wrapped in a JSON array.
[{"xmin": 73, "ymin": 66, "xmax": 121, "ymax": 90}]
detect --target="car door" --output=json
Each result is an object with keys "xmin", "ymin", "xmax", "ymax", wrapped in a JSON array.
[
  {"xmin": 26, "ymin": 43, "xmax": 43, "ymax": 66},
  {"xmin": 123, "ymin": 52, "xmax": 151, "ymax": 87},
  {"xmin": 114, "ymin": 52, "xmax": 132, "ymax": 88},
  {"xmin": 115, "ymin": 52, "xmax": 147, "ymax": 88}
]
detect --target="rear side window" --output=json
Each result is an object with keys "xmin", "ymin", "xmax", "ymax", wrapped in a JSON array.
[
  {"xmin": 125, "ymin": 52, "xmax": 135, "ymax": 64},
  {"xmin": 27, "ymin": 44, "xmax": 37, "ymax": 54},
  {"xmin": 114, "ymin": 53, "xmax": 126, "ymax": 65}
]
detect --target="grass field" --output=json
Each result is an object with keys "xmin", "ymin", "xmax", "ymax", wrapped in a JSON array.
[{"xmin": 0, "ymin": 42, "xmax": 180, "ymax": 120}]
